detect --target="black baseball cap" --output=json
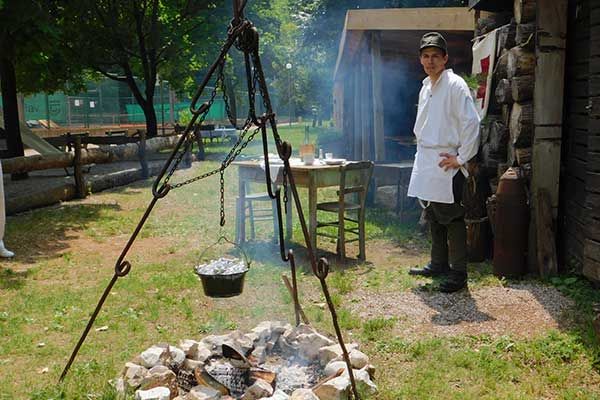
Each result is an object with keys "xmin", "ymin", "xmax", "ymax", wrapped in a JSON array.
[{"xmin": 420, "ymin": 32, "xmax": 447, "ymax": 54}]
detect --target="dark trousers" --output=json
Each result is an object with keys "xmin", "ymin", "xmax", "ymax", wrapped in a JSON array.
[{"xmin": 423, "ymin": 173, "xmax": 467, "ymax": 273}]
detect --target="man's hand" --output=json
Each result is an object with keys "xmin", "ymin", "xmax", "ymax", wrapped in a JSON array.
[{"xmin": 438, "ymin": 153, "xmax": 461, "ymax": 171}]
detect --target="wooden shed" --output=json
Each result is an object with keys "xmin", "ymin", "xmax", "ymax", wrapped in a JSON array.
[{"xmin": 333, "ymin": 7, "xmax": 479, "ymax": 162}]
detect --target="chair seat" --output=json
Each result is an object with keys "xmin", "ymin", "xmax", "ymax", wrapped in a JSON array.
[
  {"xmin": 317, "ymin": 201, "xmax": 361, "ymax": 212},
  {"xmin": 245, "ymin": 192, "xmax": 272, "ymax": 201}
]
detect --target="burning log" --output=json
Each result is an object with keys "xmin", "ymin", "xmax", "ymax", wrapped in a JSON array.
[
  {"xmin": 311, "ymin": 368, "xmax": 345, "ymax": 391},
  {"xmin": 282, "ymin": 274, "xmax": 310, "ymax": 325},
  {"xmin": 194, "ymin": 366, "xmax": 231, "ymax": 395},
  {"xmin": 250, "ymin": 368, "xmax": 277, "ymax": 385}
]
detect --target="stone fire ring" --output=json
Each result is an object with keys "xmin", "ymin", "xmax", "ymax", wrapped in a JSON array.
[{"xmin": 115, "ymin": 321, "xmax": 377, "ymax": 400}]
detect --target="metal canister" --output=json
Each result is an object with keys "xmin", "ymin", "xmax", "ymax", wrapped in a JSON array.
[{"xmin": 493, "ymin": 167, "xmax": 529, "ymax": 277}]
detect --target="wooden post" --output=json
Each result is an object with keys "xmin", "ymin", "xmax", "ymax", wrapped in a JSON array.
[
  {"xmin": 530, "ymin": 0, "xmax": 567, "ymax": 274},
  {"xmin": 360, "ymin": 48, "xmax": 371, "ymax": 161},
  {"xmin": 371, "ymin": 32, "xmax": 385, "ymax": 162},
  {"xmin": 73, "ymin": 136, "xmax": 86, "ymax": 199},
  {"xmin": 353, "ymin": 65, "xmax": 361, "ymax": 160},
  {"xmin": 536, "ymin": 188, "xmax": 558, "ymax": 277}
]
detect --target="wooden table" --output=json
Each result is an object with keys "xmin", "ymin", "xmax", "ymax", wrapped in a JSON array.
[{"xmin": 233, "ymin": 160, "xmax": 356, "ymax": 251}]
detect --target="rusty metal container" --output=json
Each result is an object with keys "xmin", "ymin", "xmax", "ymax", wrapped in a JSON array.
[{"xmin": 492, "ymin": 167, "xmax": 529, "ymax": 278}]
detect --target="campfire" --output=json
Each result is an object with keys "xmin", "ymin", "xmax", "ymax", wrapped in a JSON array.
[{"xmin": 115, "ymin": 321, "xmax": 377, "ymax": 399}]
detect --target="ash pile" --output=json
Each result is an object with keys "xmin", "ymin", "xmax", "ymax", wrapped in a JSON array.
[{"xmin": 115, "ymin": 321, "xmax": 377, "ymax": 399}]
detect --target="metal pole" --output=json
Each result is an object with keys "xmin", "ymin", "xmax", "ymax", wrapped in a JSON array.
[{"xmin": 160, "ymin": 79, "xmax": 165, "ymax": 135}]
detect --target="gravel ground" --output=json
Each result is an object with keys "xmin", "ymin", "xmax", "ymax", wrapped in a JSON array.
[{"xmin": 348, "ymin": 282, "xmax": 575, "ymax": 338}]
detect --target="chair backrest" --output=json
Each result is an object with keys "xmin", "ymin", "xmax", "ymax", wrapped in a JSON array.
[{"xmin": 338, "ymin": 161, "xmax": 374, "ymax": 206}]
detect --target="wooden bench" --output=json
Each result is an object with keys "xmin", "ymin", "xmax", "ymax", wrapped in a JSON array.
[{"xmin": 45, "ymin": 131, "xmax": 149, "ymax": 198}]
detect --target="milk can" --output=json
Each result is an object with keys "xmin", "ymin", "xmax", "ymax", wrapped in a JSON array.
[{"xmin": 492, "ymin": 167, "xmax": 529, "ymax": 278}]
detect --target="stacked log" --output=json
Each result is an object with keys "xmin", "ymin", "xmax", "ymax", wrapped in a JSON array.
[
  {"xmin": 516, "ymin": 23, "xmax": 536, "ymax": 48},
  {"xmin": 514, "ymin": 0, "xmax": 536, "ymax": 24}
]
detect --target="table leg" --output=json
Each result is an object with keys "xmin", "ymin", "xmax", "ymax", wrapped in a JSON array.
[
  {"xmin": 236, "ymin": 172, "xmax": 247, "ymax": 244},
  {"xmin": 308, "ymin": 180, "xmax": 317, "ymax": 253},
  {"xmin": 286, "ymin": 194, "xmax": 293, "ymax": 240}
]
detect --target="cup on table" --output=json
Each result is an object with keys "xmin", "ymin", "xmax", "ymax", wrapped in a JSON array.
[
  {"xmin": 325, "ymin": 152, "xmax": 333, "ymax": 160},
  {"xmin": 303, "ymin": 154, "xmax": 315, "ymax": 165}
]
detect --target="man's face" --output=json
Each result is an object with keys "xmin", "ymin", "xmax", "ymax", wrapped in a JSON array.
[{"xmin": 420, "ymin": 47, "xmax": 448, "ymax": 78}]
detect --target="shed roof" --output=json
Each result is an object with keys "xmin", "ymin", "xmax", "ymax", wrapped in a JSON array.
[{"xmin": 334, "ymin": 7, "xmax": 480, "ymax": 81}]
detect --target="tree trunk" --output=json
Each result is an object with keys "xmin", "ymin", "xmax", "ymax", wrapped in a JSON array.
[
  {"xmin": 141, "ymin": 99, "xmax": 158, "ymax": 138},
  {"xmin": 0, "ymin": 57, "xmax": 24, "ymax": 159}
]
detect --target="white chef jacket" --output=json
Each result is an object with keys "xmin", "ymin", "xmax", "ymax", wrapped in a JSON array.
[{"xmin": 407, "ymin": 69, "xmax": 481, "ymax": 204}]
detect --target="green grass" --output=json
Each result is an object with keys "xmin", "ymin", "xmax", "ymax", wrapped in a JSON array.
[{"xmin": 1, "ymin": 131, "xmax": 600, "ymax": 399}]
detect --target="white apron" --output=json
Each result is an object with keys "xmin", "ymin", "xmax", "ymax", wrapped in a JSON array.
[{"xmin": 407, "ymin": 145, "xmax": 461, "ymax": 204}]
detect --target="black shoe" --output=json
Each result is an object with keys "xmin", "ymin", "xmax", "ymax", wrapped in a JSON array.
[
  {"xmin": 439, "ymin": 270, "xmax": 468, "ymax": 293},
  {"xmin": 409, "ymin": 262, "xmax": 450, "ymax": 277}
]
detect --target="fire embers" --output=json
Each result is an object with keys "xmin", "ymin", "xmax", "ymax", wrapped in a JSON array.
[{"xmin": 116, "ymin": 321, "xmax": 378, "ymax": 399}]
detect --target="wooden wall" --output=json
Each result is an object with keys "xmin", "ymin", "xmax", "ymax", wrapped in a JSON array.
[{"xmin": 561, "ymin": 0, "xmax": 590, "ymax": 273}]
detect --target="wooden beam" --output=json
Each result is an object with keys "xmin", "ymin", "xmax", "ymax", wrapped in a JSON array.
[
  {"xmin": 530, "ymin": 0, "xmax": 567, "ymax": 273},
  {"xmin": 371, "ymin": 32, "xmax": 385, "ymax": 162},
  {"xmin": 345, "ymin": 8, "xmax": 476, "ymax": 31}
]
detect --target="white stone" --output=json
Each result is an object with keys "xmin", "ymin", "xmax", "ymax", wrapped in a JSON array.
[
  {"xmin": 185, "ymin": 385, "xmax": 222, "ymax": 400},
  {"xmin": 241, "ymin": 378, "xmax": 274, "ymax": 400},
  {"xmin": 289, "ymin": 389, "xmax": 319, "ymax": 400},
  {"xmin": 251, "ymin": 321, "xmax": 275, "ymax": 344},
  {"xmin": 141, "ymin": 346, "xmax": 168, "ymax": 368},
  {"xmin": 312, "ymin": 375, "xmax": 349, "ymax": 400},
  {"xmin": 169, "ymin": 346, "xmax": 186, "ymax": 367},
  {"xmin": 297, "ymin": 333, "xmax": 335, "ymax": 361},
  {"xmin": 284, "ymin": 324, "xmax": 316, "ymax": 342},
  {"xmin": 342, "ymin": 368, "xmax": 377, "ymax": 397},
  {"xmin": 183, "ymin": 358, "xmax": 205, "ymax": 371},
  {"xmin": 323, "ymin": 361, "xmax": 348, "ymax": 377},
  {"xmin": 113, "ymin": 377, "xmax": 126, "ymax": 395},
  {"xmin": 201, "ymin": 334, "xmax": 230, "ymax": 357},
  {"xmin": 179, "ymin": 339, "xmax": 200, "ymax": 356},
  {"xmin": 259, "ymin": 389, "xmax": 290, "ymax": 400},
  {"xmin": 276, "ymin": 335, "xmax": 300, "ymax": 357},
  {"xmin": 135, "ymin": 386, "xmax": 170, "ymax": 400},
  {"xmin": 123, "ymin": 362, "xmax": 149, "ymax": 388},
  {"xmin": 227, "ymin": 330, "xmax": 255, "ymax": 354},
  {"xmin": 252, "ymin": 346, "xmax": 267, "ymax": 365},
  {"xmin": 331, "ymin": 350, "xmax": 368, "ymax": 370},
  {"xmin": 318, "ymin": 344, "xmax": 359, "ymax": 366},
  {"xmin": 141, "ymin": 366, "xmax": 178, "ymax": 396}
]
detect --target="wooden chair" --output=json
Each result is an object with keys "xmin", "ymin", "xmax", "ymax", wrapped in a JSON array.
[
  {"xmin": 235, "ymin": 182, "xmax": 279, "ymax": 244},
  {"xmin": 316, "ymin": 161, "xmax": 374, "ymax": 261}
]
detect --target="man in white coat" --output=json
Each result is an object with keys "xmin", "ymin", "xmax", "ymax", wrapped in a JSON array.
[
  {"xmin": 407, "ymin": 32, "xmax": 480, "ymax": 292},
  {"xmin": 0, "ymin": 161, "xmax": 14, "ymax": 258}
]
